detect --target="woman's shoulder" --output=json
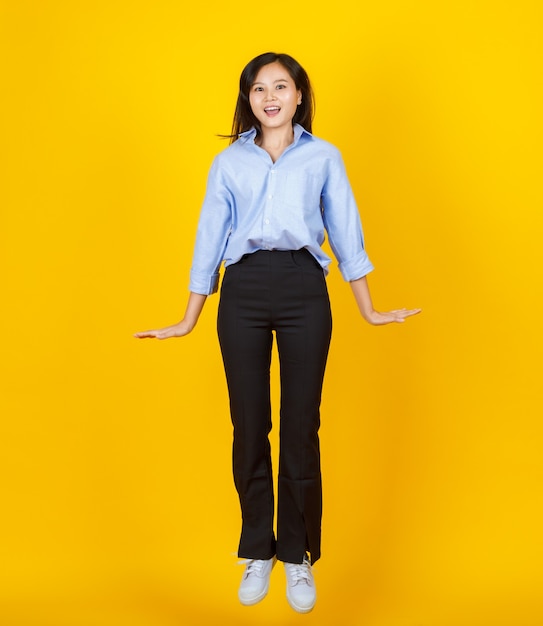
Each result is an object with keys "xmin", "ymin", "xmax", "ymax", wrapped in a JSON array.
[
  {"xmin": 300, "ymin": 129, "xmax": 343, "ymax": 161},
  {"xmin": 206, "ymin": 135, "xmax": 257, "ymax": 179}
]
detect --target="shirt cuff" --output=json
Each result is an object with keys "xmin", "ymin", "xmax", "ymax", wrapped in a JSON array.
[
  {"xmin": 338, "ymin": 251, "xmax": 374, "ymax": 282},
  {"xmin": 188, "ymin": 271, "xmax": 220, "ymax": 295}
]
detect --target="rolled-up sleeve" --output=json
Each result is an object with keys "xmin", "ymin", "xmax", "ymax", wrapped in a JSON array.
[
  {"xmin": 321, "ymin": 149, "xmax": 374, "ymax": 281},
  {"xmin": 189, "ymin": 157, "xmax": 233, "ymax": 294}
]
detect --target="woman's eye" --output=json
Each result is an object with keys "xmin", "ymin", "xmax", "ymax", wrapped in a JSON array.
[{"xmin": 276, "ymin": 84, "xmax": 286, "ymax": 89}]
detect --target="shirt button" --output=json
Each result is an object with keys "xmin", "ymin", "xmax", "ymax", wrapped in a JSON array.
[
  {"xmin": 270, "ymin": 170, "xmax": 276, "ymax": 174},
  {"xmin": 268, "ymin": 195, "xmax": 273, "ymax": 199},
  {"xmin": 264, "ymin": 219, "xmax": 270, "ymax": 225}
]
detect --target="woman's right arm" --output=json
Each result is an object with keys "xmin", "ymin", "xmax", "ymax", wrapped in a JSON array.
[
  {"xmin": 135, "ymin": 153, "xmax": 232, "ymax": 340},
  {"xmin": 134, "ymin": 292, "xmax": 207, "ymax": 339}
]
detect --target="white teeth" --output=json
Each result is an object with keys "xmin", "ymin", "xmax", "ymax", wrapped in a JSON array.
[{"xmin": 265, "ymin": 107, "xmax": 280, "ymax": 111}]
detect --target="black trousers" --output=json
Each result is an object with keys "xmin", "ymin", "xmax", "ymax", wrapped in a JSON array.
[{"xmin": 217, "ymin": 249, "xmax": 332, "ymax": 565}]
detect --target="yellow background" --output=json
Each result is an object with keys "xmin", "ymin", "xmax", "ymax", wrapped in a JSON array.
[{"xmin": 1, "ymin": 1, "xmax": 542, "ymax": 624}]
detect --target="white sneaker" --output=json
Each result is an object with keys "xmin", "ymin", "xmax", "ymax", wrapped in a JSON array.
[
  {"xmin": 284, "ymin": 555, "xmax": 316, "ymax": 613},
  {"xmin": 238, "ymin": 556, "xmax": 277, "ymax": 605}
]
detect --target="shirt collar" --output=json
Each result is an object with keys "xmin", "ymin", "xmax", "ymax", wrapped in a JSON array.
[{"xmin": 238, "ymin": 123, "xmax": 312, "ymax": 145}]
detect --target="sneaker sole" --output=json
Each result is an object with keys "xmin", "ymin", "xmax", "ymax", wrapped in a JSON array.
[
  {"xmin": 286, "ymin": 588, "xmax": 316, "ymax": 614},
  {"xmin": 239, "ymin": 580, "xmax": 271, "ymax": 606}
]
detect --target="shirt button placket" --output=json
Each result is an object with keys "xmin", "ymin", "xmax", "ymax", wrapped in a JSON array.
[{"xmin": 263, "ymin": 168, "xmax": 276, "ymax": 250}]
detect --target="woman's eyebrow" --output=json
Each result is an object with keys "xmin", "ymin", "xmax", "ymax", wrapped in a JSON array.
[{"xmin": 252, "ymin": 79, "xmax": 289, "ymax": 86}]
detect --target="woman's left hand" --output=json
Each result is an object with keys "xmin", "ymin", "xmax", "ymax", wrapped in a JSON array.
[{"xmin": 363, "ymin": 308, "xmax": 422, "ymax": 325}]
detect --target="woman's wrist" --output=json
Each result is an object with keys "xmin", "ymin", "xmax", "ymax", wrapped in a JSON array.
[
  {"xmin": 361, "ymin": 308, "xmax": 377, "ymax": 323},
  {"xmin": 180, "ymin": 317, "xmax": 196, "ymax": 332}
]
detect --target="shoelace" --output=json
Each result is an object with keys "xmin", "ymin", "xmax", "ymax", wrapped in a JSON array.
[
  {"xmin": 237, "ymin": 558, "xmax": 268, "ymax": 578},
  {"xmin": 285, "ymin": 559, "xmax": 313, "ymax": 586}
]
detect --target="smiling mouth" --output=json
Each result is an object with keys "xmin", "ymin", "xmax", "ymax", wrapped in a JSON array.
[{"xmin": 264, "ymin": 106, "xmax": 281, "ymax": 116}]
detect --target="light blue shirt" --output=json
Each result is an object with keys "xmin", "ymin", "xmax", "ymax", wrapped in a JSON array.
[{"xmin": 189, "ymin": 124, "xmax": 374, "ymax": 295}]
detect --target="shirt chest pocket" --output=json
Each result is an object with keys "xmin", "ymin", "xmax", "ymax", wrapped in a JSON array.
[{"xmin": 274, "ymin": 171, "xmax": 322, "ymax": 212}]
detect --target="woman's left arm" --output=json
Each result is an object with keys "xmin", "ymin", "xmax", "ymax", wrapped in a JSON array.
[{"xmin": 350, "ymin": 275, "xmax": 421, "ymax": 325}]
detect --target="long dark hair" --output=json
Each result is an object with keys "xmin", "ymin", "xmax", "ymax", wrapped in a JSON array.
[{"xmin": 226, "ymin": 52, "xmax": 315, "ymax": 143}]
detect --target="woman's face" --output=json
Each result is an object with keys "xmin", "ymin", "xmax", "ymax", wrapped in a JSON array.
[{"xmin": 249, "ymin": 62, "xmax": 302, "ymax": 134}]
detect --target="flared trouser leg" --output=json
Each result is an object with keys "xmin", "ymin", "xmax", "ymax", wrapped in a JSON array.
[{"xmin": 217, "ymin": 249, "xmax": 332, "ymax": 565}]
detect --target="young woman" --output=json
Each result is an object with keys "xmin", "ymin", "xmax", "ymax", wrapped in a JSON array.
[{"xmin": 135, "ymin": 52, "xmax": 420, "ymax": 613}]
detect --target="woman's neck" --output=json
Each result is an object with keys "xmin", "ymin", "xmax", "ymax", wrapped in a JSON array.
[{"xmin": 256, "ymin": 125, "xmax": 295, "ymax": 162}]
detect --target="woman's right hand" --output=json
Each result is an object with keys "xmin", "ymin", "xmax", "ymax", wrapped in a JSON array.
[
  {"xmin": 134, "ymin": 292, "xmax": 207, "ymax": 340},
  {"xmin": 134, "ymin": 320, "xmax": 193, "ymax": 340}
]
